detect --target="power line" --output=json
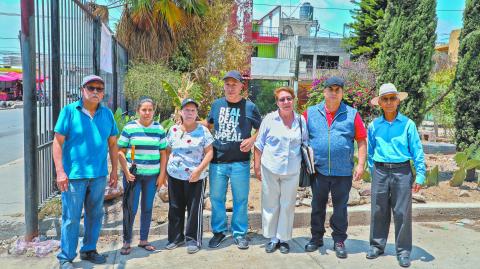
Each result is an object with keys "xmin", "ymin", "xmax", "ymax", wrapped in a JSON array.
[
  {"xmin": 252, "ymin": 3, "xmax": 463, "ymax": 12},
  {"xmin": 0, "ymin": 12, "xmax": 21, "ymax": 16}
]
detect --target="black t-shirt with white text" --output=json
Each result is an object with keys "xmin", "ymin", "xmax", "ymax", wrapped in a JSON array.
[{"xmin": 207, "ymin": 97, "xmax": 262, "ymax": 163}]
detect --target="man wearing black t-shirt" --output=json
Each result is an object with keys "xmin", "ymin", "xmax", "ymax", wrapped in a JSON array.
[{"xmin": 203, "ymin": 70, "xmax": 261, "ymax": 250}]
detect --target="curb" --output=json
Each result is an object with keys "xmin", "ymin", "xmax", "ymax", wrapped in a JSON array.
[{"xmin": 39, "ymin": 202, "xmax": 480, "ymax": 237}]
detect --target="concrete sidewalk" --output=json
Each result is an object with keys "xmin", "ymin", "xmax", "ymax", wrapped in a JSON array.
[{"xmin": 2, "ymin": 221, "xmax": 479, "ymax": 269}]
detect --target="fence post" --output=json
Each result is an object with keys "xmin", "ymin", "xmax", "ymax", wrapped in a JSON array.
[
  {"xmin": 112, "ymin": 38, "xmax": 118, "ymax": 111},
  {"xmin": 93, "ymin": 18, "xmax": 101, "ymax": 76},
  {"xmin": 21, "ymin": 0, "xmax": 39, "ymax": 241},
  {"xmin": 51, "ymin": 0, "xmax": 61, "ymax": 127}
]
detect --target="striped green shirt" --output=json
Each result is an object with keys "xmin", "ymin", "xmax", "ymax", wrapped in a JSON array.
[{"xmin": 118, "ymin": 120, "xmax": 167, "ymax": 175}]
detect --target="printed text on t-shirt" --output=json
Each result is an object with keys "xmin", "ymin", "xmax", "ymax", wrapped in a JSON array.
[{"xmin": 216, "ymin": 107, "xmax": 242, "ymax": 142}]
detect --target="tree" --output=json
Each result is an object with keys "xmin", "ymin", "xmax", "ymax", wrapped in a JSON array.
[
  {"xmin": 344, "ymin": 0, "xmax": 388, "ymax": 59},
  {"xmin": 116, "ymin": 0, "xmax": 208, "ymax": 62},
  {"xmin": 376, "ymin": 0, "xmax": 437, "ymax": 124},
  {"xmin": 452, "ymin": 0, "xmax": 480, "ymax": 150}
]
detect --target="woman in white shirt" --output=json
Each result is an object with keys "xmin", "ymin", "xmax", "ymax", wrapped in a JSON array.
[{"xmin": 254, "ymin": 87, "xmax": 308, "ymax": 254}]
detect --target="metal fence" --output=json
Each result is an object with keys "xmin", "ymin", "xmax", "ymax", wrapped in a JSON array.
[{"xmin": 20, "ymin": 0, "xmax": 128, "ymax": 239}]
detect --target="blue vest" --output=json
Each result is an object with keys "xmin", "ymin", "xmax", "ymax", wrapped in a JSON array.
[{"xmin": 307, "ymin": 101, "xmax": 357, "ymax": 176}]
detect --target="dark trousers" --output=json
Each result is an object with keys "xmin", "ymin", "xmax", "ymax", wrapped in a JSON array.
[
  {"xmin": 167, "ymin": 175, "xmax": 205, "ymax": 246},
  {"xmin": 370, "ymin": 163, "xmax": 413, "ymax": 257},
  {"xmin": 310, "ymin": 173, "xmax": 352, "ymax": 243}
]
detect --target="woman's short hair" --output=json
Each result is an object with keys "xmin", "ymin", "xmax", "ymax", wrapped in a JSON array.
[
  {"xmin": 274, "ymin": 87, "xmax": 295, "ymax": 101},
  {"xmin": 136, "ymin": 98, "xmax": 155, "ymax": 111}
]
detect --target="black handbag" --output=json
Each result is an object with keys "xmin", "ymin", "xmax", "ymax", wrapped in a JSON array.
[{"xmin": 298, "ymin": 116, "xmax": 315, "ymax": 187}]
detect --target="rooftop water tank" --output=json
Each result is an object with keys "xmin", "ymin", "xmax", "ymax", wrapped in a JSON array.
[{"xmin": 300, "ymin": 2, "xmax": 313, "ymax": 21}]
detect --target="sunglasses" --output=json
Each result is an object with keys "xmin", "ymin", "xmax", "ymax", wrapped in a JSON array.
[
  {"xmin": 85, "ymin": 86, "xmax": 105, "ymax": 93},
  {"xmin": 380, "ymin": 96, "xmax": 398, "ymax": 102},
  {"xmin": 278, "ymin": 96, "xmax": 293, "ymax": 103}
]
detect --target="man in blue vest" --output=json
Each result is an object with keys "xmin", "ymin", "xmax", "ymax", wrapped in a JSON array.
[
  {"xmin": 303, "ymin": 76, "xmax": 367, "ymax": 258},
  {"xmin": 53, "ymin": 75, "xmax": 119, "ymax": 269}
]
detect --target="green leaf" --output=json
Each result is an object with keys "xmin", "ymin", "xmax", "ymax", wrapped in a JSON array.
[
  {"xmin": 449, "ymin": 169, "xmax": 466, "ymax": 187},
  {"xmin": 161, "ymin": 119, "xmax": 175, "ymax": 131},
  {"xmin": 161, "ymin": 80, "xmax": 181, "ymax": 108},
  {"xmin": 465, "ymin": 159, "xmax": 480, "ymax": 170},
  {"xmin": 425, "ymin": 165, "xmax": 439, "ymax": 187},
  {"xmin": 454, "ymin": 152, "xmax": 468, "ymax": 166}
]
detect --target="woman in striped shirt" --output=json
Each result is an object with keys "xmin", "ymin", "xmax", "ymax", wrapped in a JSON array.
[{"xmin": 118, "ymin": 98, "xmax": 168, "ymax": 254}]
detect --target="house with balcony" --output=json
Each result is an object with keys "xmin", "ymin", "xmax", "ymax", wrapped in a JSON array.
[
  {"xmin": 250, "ymin": 6, "xmax": 295, "ymax": 81},
  {"xmin": 250, "ymin": 3, "xmax": 351, "ymax": 83}
]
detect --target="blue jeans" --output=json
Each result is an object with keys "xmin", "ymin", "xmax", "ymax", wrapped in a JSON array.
[
  {"xmin": 209, "ymin": 161, "xmax": 250, "ymax": 238},
  {"xmin": 57, "ymin": 176, "xmax": 106, "ymax": 262},
  {"xmin": 123, "ymin": 174, "xmax": 158, "ymax": 244}
]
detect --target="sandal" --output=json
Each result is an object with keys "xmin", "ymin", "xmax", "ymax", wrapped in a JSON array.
[
  {"xmin": 120, "ymin": 246, "xmax": 132, "ymax": 255},
  {"xmin": 138, "ymin": 243, "xmax": 156, "ymax": 252}
]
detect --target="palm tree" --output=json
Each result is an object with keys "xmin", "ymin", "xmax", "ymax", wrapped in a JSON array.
[{"xmin": 116, "ymin": 0, "xmax": 208, "ymax": 62}]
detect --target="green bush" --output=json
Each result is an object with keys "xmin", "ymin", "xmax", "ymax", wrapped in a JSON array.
[
  {"xmin": 124, "ymin": 63, "xmax": 182, "ymax": 120},
  {"xmin": 425, "ymin": 68, "xmax": 456, "ymax": 131}
]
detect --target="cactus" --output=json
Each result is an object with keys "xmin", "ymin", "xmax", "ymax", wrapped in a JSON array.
[
  {"xmin": 449, "ymin": 145, "xmax": 480, "ymax": 187},
  {"xmin": 424, "ymin": 165, "xmax": 439, "ymax": 187}
]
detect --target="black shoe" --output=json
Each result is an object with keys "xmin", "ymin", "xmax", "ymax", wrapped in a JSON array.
[
  {"xmin": 279, "ymin": 242, "xmax": 290, "ymax": 254},
  {"xmin": 234, "ymin": 236, "xmax": 249, "ymax": 249},
  {"xmin": 398, "ymin": 256, "xmax": 411, "ymax": 268},
  {"xmin": 366, "ymin": 246, "xmax": 384, "ymax": 259},
  {"xmin": 265, "ymin": 241, "xmax": 278, "ymax": 253},
  {"xmin": 305, "ymin": 238, "xmax": 324, "ymax": 252},
  {"xmin": 334, "ymin": 241, "xmax": 348, "ymax": 259},
  {"xmin": 208, "ymin": 232, "xmax": 226, "ymax": 248},
  {"xmin": 59, "ymin": 261, "xmax": 74, "ymax": 269},
  {"xmin": 79, "ymin": 250, "xmax": 106, "ymax": 264}
]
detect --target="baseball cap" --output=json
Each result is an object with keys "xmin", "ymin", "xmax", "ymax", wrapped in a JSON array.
[
  {"xmin": 181, "ymin": 98, "xmax": 199, "ymax": 109},
  {"xmin": 81, "ymin": 75, "xmax": 104, "ymax": 87},
  {"xmin": 222, "ymin": 70, "xmax": 243, "ymax": 82},
  {"xmin": 324, "ymin": 76, "xmax": 345, "ymax": 88}
]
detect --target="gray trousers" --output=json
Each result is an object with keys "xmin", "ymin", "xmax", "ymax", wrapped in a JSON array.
[{"xmin": 370, "ymin": 163, "xmax": 413, "ymax": 257}]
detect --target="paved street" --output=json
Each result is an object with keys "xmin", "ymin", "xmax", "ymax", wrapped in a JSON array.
[
  {"xmin": 0, "ymin": 107, "xmax": 51, "ymax": 228},
  {"xmin": 0, "ymin": 109, "xmax": 25, "ymax": 238},
  {"xmin": 1, "ymin": 222, "xmax": 479, "ymax": 269},
  {"xmin": 0, "ymin": 108, "xmax": 23, "ymax": 164}
]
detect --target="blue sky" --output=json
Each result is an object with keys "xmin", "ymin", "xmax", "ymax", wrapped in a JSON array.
[{"xmin": 0, "ymin": 0, "xmax": 466, "ymax": 56}]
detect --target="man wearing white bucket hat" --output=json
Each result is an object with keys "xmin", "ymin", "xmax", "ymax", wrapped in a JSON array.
[{"xmin": 366, "ymin": 83, "xmax": 425, "ymax": 268}]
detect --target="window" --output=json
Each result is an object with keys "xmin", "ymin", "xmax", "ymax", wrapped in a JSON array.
[
  {"xmin": 300, "ymin": 54, "xmax": 314, "ymax": 69},
  {"xmin": 316, "ymin": 55, "xmax": 339, "ymax": 69}
]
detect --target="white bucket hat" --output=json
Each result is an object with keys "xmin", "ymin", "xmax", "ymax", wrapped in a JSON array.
[{"xmin": 370, "ymin": 83, "xmax": 408, "ymax": 106}]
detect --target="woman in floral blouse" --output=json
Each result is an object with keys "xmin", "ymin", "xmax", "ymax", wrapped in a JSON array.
[{"xmin": 165, "ymin": 98, "xmax": 214, "ymax": 254}]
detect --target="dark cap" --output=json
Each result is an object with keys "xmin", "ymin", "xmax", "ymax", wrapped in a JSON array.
[
  {"xmin": 181, "ymin": 98, "xmax": 199, "ymax": 109},
  {"xmin": 81, "ymin": 75, "xmax": 104, "ymax": 87},
  {"xmin": 324, "ymin": 76, "xmax": 345, "ymax": 88},
  {"xmin": 222, "ymin": 70, "xmax": 243, "ymax": 82}
]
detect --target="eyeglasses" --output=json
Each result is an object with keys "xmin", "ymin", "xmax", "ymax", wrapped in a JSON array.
[
  {"xmin": 380, "ymin": 96, "xmax": 398, "ymax": 103},
  {"xmin": 278, "ymin": 96, "xmax": 293, "ymax": 103},
  {"xmin": 85, "ymin": 86, "xmax": 105, "ymax": 93}
]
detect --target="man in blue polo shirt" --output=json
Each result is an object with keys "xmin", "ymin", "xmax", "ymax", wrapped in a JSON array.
[{"xmin": 52, "ymin": 75, "xmax": 119, "ymax": 269}]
